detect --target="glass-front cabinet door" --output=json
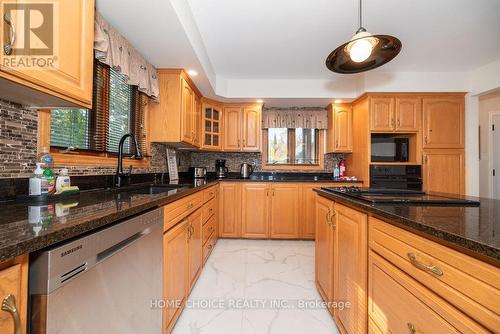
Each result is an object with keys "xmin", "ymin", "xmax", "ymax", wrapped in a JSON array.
[{"xmin": 201, "ymin": 103, "xmax": 223, "ymax": 150}]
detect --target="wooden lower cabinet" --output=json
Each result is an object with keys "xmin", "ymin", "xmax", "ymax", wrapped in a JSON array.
[
  {"xmin": 187, "ymin": 208, "xmax": 203, "ymax": 291},
  {"xmin": 163, "ymin": 220, "xmax": 189, "ymax": 333},
  {"xmin": 270, "ymin": 184, "xmax": 300, "ymax": 239},
  {"xmin": 300, "ymin": 183, "xmax": 359, "ymax": 240},
  {"xmin": 0, "ymin": 256, "xmax": 28, "ymax": 334},
  {"xmin": 219, "ymin": 182, "xmax": 242, "ymax": 237},
  {"xmin": 315, "ymin": 195, "xmax": 335, "ymax": 308},
  {"xmin": 333, "ymin": 203, "xmax": 367, "ymax": 334},
  {"xmin": 163, "ymin": 189, "xmax": 219, "ymax": 333},
  {"xmin": 241, "ymin": 183, "xmax": 270, "ymax": 238},
  {"xmin": 368, "ymin": 251, "xmax": 488, "ymax": 334}
]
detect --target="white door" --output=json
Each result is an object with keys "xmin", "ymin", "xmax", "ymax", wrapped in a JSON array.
[{"xmin": 493, "ymin": 115, "xmax": 500, "ymax": 199}]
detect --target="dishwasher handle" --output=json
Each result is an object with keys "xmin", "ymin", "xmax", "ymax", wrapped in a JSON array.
[{"xmin": 97, "ymin": 228, "xmax": 148, "ymax": 263}]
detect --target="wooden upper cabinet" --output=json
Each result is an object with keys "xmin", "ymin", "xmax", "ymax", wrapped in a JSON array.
[
  {"xmin": 333, "ymin": 203, "xmax": 368, "ymax": 334},
  {"xmin": 0, "ymin": 256, "xmax": 28, "ymax": 334},
  {"xmin": 242, "ymin": 107, "xmax": 261, "ymax": 151},
  {"xmin": 223, "ymin": 107, "xmax": 242, "ymax": 151},
  {"xmin": 370, "ymin": 97, "xmax": 395, "ymax": 132},
  {"xmin": 192, "ymin": 94, "xmax": 201, "ymax": 147},
  {"xmin": 423, "ymin": 149, "xmax": 465, "ymax": 195},
  {"xmin": 334, "ymin": 106, "xmax": 353, "ymax": 152},
  {"xmin": 395, "ymin": 97, "xmax": 420, "ymax": 132},
  {"xmin": 241, "ymin": 183, "xmax": 270, "ymax": 238},
  {"xmin": 269, "ymin": 184, "xmax": 300, "ymax": 239},
  {"xmin": 423, "ymin": 96, "xmax": 464, "ymax": 148},
  {"xmin": 327, "ymin": 104, "xmax": 353, "ymax": 153},
  {"xmin": 181, "ymin": 78, "xmax": 194, "ymax": 144},
  {"xmin": 0, "ymin": 0, "xmax": 94, "ymax": 108},
  {"xmin": 223, "ymin": 105, "xmax": 262, "ymax": 152},
  {"xmin": 187, "ymin": 208, "xmax": 203, "ymax": 291},
  {"xmin": 163, "ymin": 220, "xmax": 188, "ymax": 332},
  {"xmin": 149, "ymin": 70, "xmax": 201, "ymax": 147},
  {"xmin": 315, "ymin": 195, "xmax": 334, "ymax": 306},
  {"xmin": 218, "ymin": 182, "xmax": 241, "ymax": 237},
  {"xmin": 201, "ymin": 100, "xmax": 223, "ymax": 151}
]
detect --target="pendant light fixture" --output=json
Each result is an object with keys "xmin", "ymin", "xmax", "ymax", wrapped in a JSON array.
[{"xmin": 325, "ymin": 0, "xmax": 402, "ymax": 74}]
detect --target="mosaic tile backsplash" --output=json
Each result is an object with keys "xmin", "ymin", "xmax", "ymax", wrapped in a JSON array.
[{"xmin": 0, "ymin": 99, "xmax": 341, "ymax": 178}]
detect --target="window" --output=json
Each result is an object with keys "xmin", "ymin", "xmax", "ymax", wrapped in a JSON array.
[
  {"xmin": 50, "ymin": 61, "xmax": 147, "ymax": 156},
  {"xmin": 266, "ymin": 128, "xmax": 320, "ymax": 165}
]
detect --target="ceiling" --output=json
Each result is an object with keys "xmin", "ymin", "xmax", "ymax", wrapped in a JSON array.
[
  {"xmin": 188, "ymin": 0, "xmax": 500, "ymax": 77},
  {"xmin": 97, "ymin": 0, "xmax": 500, "ymax": 106}
]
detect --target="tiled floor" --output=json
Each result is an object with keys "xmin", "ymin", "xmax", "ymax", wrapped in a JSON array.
[{"xmin": 173, "ymin": 239, "xmax": 340, "ymax": 334}]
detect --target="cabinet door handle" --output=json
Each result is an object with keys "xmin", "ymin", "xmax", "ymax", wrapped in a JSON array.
[
  {"xmin": 391, "ymin": 118, "xmax": 395, "ymax": 128},
  {"xmin": 407, "ymin": 253, "xmax": 443, "ymax": 276},
  {"xmin": 3, "ymin": 13, "xmax": 16, "ymax": 56},
  {"xmin": 2, "ymin": 294, "xmax": 21, "ymax": 334},
  {"xmin": 407, "ymin": 322, "xmax": 416, "ymax": 334},
  {"xmin": 397, "ymin": 119, "xmax": 401, "ymax": 127},
  {"xmin": 330, "ymin": 209, "xmax": 337, "ymax": 229},
  {"xmin": 424, "ymin": 135, "xmax": 428, "ymax": 144},
  {"xmin": 326, "ymin": 209, "xmax": 331, "ymax": 225}
]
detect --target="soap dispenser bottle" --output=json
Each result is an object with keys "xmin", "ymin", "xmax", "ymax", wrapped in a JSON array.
[{"xmin": 29, "ymin": 163, "xmax": 44, "ymax": 196}]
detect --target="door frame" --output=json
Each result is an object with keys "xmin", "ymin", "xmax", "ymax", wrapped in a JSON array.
[{"xmin": 488, "ymin": 111, "xmax": 500, "ymax": 198}]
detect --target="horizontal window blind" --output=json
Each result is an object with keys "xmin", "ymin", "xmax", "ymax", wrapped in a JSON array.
[{"xmin": 50, "ymin": 61, "xmax": 147, "ymax": 157}]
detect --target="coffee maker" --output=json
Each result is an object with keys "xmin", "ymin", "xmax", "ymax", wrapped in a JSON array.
[{"xmin": 215, "ymin": 159, "xmax": 229, "ymax": 178}]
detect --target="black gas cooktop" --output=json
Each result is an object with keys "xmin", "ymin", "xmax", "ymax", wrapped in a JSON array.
[{"xmin": 321, "ymin": 187, "xmax": 480, "ymax": 206}]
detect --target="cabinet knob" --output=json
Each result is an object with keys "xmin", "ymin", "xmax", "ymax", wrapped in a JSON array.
[
  {"xmin": 407, "ymin": 323, "xmax": 416, "ymax": 334},
  {"xmin": 2, "ymin": 294, "xmax": 21, "ymax": 334}
]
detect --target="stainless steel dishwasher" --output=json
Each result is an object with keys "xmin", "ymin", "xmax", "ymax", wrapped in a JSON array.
[{"xmin": 29, "ymin": 208, "xmax": 164, "ymax": 334}]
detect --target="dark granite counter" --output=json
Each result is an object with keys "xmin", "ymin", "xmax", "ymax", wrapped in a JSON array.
[
  {"xmin": 0, "ymin": 172, "xmax": 364, "ymax": 263},
  {"xmin": 314, "ymin": 188, "xmax": 500, "ymax": 267},
  {"xmin": 0, "ymin": 179, "xmax": 219, "ymax": 263},
  {"xmin": 221, "ymin": 172, "xmax": 363, "ymax": 183}
]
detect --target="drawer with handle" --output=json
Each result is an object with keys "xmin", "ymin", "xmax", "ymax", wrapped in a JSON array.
[
  {"xmin": 202, "ymin": 198, "xmax": 216, "ymax": 223},
  {"xmin": 369, "ymin": 217, "xmax": 500, "ymax": 332},
  {"xmin": 202, "ymin": 216, "xmax": 216, "ymax": 246},
  {"xmin": 203, "ymin": 230, "xmax": 216, "ymax": 264},
  {"xmin": 203, "ymin": 186, "xmax": 217, "ymax": 203},
  {"xmin": 164, "ymin": 192, "xmax": 203, "ymax": 232},
  {"xmin": 368, "ymin": 250, "xmax": 488, "ymax": 334}
]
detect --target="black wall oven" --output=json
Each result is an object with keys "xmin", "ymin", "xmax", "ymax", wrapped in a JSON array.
[{"xmin": 370, "ymin": 165, "xmax": 422, "ymax": 191}]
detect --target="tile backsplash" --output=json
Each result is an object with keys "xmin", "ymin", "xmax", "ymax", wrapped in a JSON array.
[
  {"xmin": 190, "ymin": 151, "xmax": 342, "ymax": 173},
  {"xmin": 0, "ymin": 99, "xmax": 183, "ymax": 178}
]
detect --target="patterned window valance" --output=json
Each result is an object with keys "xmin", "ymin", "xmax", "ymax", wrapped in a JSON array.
[
  {"xmin": 94, "ymin": 12, "xmax": 159, "ymax": 100},
  {"xmin": 262, "ymin": 107, "xmax": 328, "ymax": 129}
]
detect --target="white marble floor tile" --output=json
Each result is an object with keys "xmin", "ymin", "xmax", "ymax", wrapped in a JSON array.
[{"xmin": 172, "ymin": 239, "xmax": 340, "ymax": 334}]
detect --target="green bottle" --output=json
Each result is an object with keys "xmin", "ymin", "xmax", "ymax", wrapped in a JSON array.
[{"xmin": 42, "ymin": 169, "xmax": 56, "ymax": 195}]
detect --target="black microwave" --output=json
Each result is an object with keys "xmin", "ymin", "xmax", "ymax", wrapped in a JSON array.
[{"xmin": 371, "ymin": 136, "xmax": 409, "ymax": 162}]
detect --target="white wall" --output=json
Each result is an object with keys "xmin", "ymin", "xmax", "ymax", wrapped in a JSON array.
[{"xmin": 478, "ymin": 93, "xmax": 500, "ymax": 197}]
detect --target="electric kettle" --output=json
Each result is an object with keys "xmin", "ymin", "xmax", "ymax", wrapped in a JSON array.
[{"xmin": 240, "ymin": 163, "xmax": 254, "ymax": 179}]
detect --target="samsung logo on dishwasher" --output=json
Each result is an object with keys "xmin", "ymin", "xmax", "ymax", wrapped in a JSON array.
[{"xmin": 60, "ymin": 245, "xmax": 82, "ymax": 258}]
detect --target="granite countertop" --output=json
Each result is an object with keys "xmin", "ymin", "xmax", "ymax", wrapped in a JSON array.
[
  {"xmin": 314, "ymin": 188, "xmax": 500, "ymax": 267},
  {"xmin": 0, "ymin": 179, "xmax": 220, "ymax": 263},
  {"xmin": 221, "ymin": 172, "xmax": 363, "ymax": 183},
  {"xmin": 0, "ymin": 172, "xmax": 363, "ymax": 263}
]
